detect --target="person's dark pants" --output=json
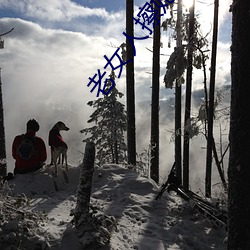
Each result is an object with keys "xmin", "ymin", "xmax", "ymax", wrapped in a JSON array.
[{"xmin": 14, "ymin": 165, "xmax": 43, "ymax": 175}]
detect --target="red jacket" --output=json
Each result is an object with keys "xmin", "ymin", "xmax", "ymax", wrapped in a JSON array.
[
  {"xmin": 48, "ymin": 128, "xmax": 68, "ymax": 149},
  {"xmin": 12, "ymin": 131, "xmax": 47, "ymax": 171}
]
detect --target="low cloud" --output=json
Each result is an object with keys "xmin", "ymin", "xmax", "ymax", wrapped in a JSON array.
[{"xmin": 0, "ymin": 17, "xmax": 121, "ymax": 170}]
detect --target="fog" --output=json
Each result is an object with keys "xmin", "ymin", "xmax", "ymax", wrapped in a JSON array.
[{"xmin": 136, "ymin": 87, "xmax": 230, "ymax": 193}]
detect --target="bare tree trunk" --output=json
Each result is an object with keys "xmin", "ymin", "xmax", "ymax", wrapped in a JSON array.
[
  {"xmin": 0, "ymin": 30, "xmax": 14, "ymax": 177},
  {"xmin": 211, "ymin": 137, "xmax": 227, "ymax": 191},
  {"xmin": 183, "ymin": 0, "xmax": 195, "ymax": 190},
  {"xmin": 112, "ymin": 99, "xmax": 119, "ymax": 164},
  {"xmin": 114, "ymin": 139, "xmax": 118, "ymax": 164},
  {"xmin": 205, "ymin": 0, "xmax": 219, "ymax": 197},
  {"xmin": 74, "ymin": 142, "xmax": 95, "ymax": 227},
  {"xmin": 175, "ymin": 0, "xmax": 183, "ymax": 183},
  {"xmin": 74, "ymin": 142, "xmax": 116, "ymax": 248},
  {"xmin": 150, "ymin": 1, "xmax": 161, "ymax": 184},
  {"xmin": 0, "ymin": 69, "xmax": 7, "ymax": 177},
  {"xmin": 228, "ymin": 0, "xmax": 250, "ymax": 248},
  {"xmin": 126, "ymin": 0, "xmax": 136, "ymax": 166}
]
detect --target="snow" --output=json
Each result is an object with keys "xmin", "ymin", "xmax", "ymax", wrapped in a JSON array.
[{"xmin": 2, "ymin": 164, "xmax": 227, "ymax": 250}]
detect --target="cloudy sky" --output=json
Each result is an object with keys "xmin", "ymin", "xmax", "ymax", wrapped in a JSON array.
[{"xmin": 0, "ymin": 0, "xmax": 232, "ymax": 178}]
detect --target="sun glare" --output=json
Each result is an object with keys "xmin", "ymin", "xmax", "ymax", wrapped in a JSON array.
[{"xmin": 183, "ymin": 0, "xmax": 194, "ymax": 9}]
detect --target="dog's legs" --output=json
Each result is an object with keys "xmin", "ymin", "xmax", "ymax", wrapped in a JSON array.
[
  {"xmin": 57, "ymin": 154, "xmax": 61, "ymax": 164},
  {"xmin": 52, "ymin": 147, "xmax": 68, "ymax": 176},
  {"xmin": 54, "ymin": 163, "xmax": 58, "ymax": 177},
  {"xmin": 64, "ymin": 153, "xmax": 68, "ymax": 171},
  {"xmin": 50, "ymin": 147, "xmax": 54, "ymax": 165},
  {"xmin": 61, "ymin": 152, "xmax": 69, "ymax": 183},
  {"xmin": 61, "ymin": 153, "xmax": 65, "ymax": 166},
  {"xmin": 53, "ymin": 155, "xmax": 58, "ymax": 176},
  {"xmin": 61, "ymin": 152, "xmax": 68, "ymax": 171},
  {"xmin": 52, "ymin": 149, "xmax": 60, "ymax": 177}
]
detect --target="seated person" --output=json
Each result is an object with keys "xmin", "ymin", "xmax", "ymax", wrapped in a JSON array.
[{"xmin": 12, "ymin": 119, "xmax": 47, "ymax": 174}]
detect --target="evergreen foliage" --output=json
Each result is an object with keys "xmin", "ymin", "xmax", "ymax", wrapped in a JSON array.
[
  {"xmin": 80, "ymin": 71, "xmax": 127, "ymax": 166},
  {"xmin": 163, "ymin": 9, "xmax": 209, "ymax": 89}
]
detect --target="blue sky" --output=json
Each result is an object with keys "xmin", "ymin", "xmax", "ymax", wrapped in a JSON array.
[
  {"xmin": 0, "ymin": 0, "xmax": 128, "ymax": 30},
  {"xmin": 78, "ymin": 0, "xmax": 125, "ymax": 12},
  {"xmin": 0, "ymin": 0, "xmax": 232, "ymax": 172}
]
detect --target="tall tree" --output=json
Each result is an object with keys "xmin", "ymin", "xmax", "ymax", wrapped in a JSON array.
[
  {"xmin": 126, "ymin": 0, "xmax": 136, "ymax": 166},
  {"xmin": 80, "ymin": 71, "xmax": 127, "ymax": 166},
  {"xmin": 175, "ymin": 0, "xmax": 183, "ymax": 183},
  {"xmin": 163, "ymin": 1, "xmax": 186, "ymax": 182},
  {"xmin": 0, "ymin": 28, "xmax": 14, "ymax": 177},
  {"xmin": 0, "ymin": 68, "xmax": 6, "ymax": 177},
  {"xmin": 183, "ymin": 0, "xmax": 195, "ymax": 190},
  {"xmin": 205, "ymin": 0, "xmax": 219, "ymax": 197},
  {"xmin": 150, "ymin": 1, "xmax": 161, "ymax": 184},
  {"xmin": 228, "ymin": 0, "xmax": 250, "ymax": 248}
]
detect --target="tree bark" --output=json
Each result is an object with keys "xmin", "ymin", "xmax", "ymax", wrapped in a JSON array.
[
  {"xmin": 228, "ymin": 0, "xmax": 250, "ymax": 249},
  {"xmin": 114, "ymin": 139, "xmax": 119, "ymax": 164},
  {"xmin": 150, "ymin": 1, "xmax": 161, "ymax": 184},
  {"xmin": 205, "ymin": 0, "xmax": 219, "ymax": 197},
  {"xmin": 175, "ymin": 0, "xmax": 183, "ymax": 183},
  {"xmin": 0, "ymin": 69, "xmax": 7, "ymax": 177},
  {"xmin": 183, "ymin": 0, "xmax": 195, "ymax": 190},
  {"xmin": 126, "ymin": 0, "xmax": 136, "ymax": 166},
  {"xmin": 74, "ymin": 142, "xmax": 116, "ymax": 248},
  {"xmin": 74, "ymin": 142, "xmax": 95, "ymax": 228}
]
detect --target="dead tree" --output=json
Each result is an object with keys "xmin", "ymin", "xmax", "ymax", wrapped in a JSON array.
[
  {"xmin": 205, "ymin": 0, "xmax": 219, "ymax": 198},
  {"xmin": 74, "ymin": 142, "xmax": 116, "ymax": 248},
  {"xmin": 74, "ymin": 142, "xmax": 96, "ymax": 226}
]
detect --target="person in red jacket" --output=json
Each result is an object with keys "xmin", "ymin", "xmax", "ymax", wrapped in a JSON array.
[{"xmin": 12, "ymin": 119, "xmax": 47, "ymax": 174}]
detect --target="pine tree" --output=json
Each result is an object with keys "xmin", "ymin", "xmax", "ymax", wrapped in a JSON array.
[
  {"xmin": 163, "ymin": 2, "xmax": 210, "ymax": 187},
  {"xmin": 175, "ymin": 0, "xmax": 183, "ymax": 183},
  {"xmin": 80, "ymin": 71, "xmax": 127, "ymax": 166},
  {"xmin": 163, "ymin": 1, "xmax": 184, "ymax": 183},
  {"xmin": 183, "ymin": 0, "xmax": 195, "ymax": 190}
]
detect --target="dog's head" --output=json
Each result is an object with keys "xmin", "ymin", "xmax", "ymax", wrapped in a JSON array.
[{"xmin": 53, "ymin": 121, "xmax": 69, "ymax": 131}]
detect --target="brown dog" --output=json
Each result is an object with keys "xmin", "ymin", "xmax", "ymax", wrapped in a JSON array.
[{"xmin": 48, "ymin": 121, "xmax": 69, "ymax": 176}]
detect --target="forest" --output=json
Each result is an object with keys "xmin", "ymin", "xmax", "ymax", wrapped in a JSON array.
[{"xmin": 0, "ymin": 0, "xmax": 250, "ymax": 249}]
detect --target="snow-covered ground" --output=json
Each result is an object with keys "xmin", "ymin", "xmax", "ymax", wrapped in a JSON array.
[{"xmin": 1, "ymin": 164, "xmax": 227, "ymax": 250}]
